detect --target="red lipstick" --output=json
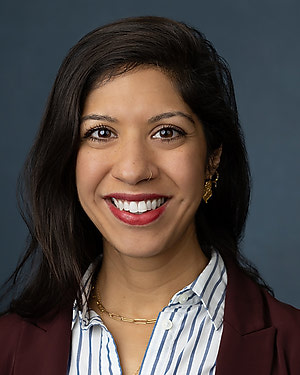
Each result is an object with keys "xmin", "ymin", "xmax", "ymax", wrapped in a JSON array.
[{"xmin": 104, "ymin": 194, "xmax": 169, "ymax": 226}]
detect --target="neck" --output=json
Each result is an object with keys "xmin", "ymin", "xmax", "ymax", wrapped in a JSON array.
[{"xmin": 94, "ymin": 235, "xmax": 208, "ymax": 318}]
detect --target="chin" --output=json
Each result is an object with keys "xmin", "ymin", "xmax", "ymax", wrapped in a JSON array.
[{"xmin": 104, "ymin": 236, "xmax": 170, "ymax": 259}]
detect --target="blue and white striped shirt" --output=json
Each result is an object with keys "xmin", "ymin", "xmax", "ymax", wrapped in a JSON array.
[{"xmin": 68, "ymin": 250, "xmax": 227, "ymax": 374}]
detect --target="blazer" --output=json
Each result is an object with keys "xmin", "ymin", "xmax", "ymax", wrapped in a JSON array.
[{"xmin": 1, "ymin": 257, "xmax": 300, "ymax": 375}]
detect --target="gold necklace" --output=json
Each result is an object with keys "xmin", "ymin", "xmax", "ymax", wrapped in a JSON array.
[{"xmin": 91, "ymin": 287, "xmax": 157, "ymax": 325}]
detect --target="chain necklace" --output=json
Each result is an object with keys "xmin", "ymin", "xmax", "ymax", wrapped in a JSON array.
[{"xmin": 91, "ymin": 287, "xmax": 157, "ymax": 325}]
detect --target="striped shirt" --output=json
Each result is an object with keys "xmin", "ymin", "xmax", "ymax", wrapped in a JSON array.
[{"xmin": 68, "ymin": 250, "xmax": 227, "ymax": 374}]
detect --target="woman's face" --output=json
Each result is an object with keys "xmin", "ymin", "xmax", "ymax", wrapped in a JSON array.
[{"xmin": 76, "ymin": 67, "xmax": 215, "ymax": 258}]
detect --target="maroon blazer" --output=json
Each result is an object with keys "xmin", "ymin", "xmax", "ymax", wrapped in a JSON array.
[{"xmin": 1, "ymin": 258, "xmax": 300, "ymax": 374}]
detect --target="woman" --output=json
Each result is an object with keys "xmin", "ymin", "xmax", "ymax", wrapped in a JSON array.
[{"xmin": 0, "ymin": 16, "xmax": 299, "ymax": 375}]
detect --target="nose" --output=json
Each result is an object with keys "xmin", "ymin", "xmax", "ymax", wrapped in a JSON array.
[{"xmin": 111, "ymin": 138, "xmax": 155, "ymax": 185}]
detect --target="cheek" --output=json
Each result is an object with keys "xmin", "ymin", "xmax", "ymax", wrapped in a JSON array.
[
  {"xmin": 75, "ymin": 148, "xmax": 107, "ymax": 197},
  {"xmin": 162, "ymin": 147, "xmax": 207, "ymax": 198}
]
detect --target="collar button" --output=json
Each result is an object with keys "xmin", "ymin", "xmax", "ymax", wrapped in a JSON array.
[
  {"xmin": 162, "ymin": 319, "xmax": 173, "ymax": 330},
  {"xmin": 178, "ymin": 292, "xmax": 189, "ymax": 304}
]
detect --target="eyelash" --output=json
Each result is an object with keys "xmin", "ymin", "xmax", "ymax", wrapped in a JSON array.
[{"xmin": 82, "ymin": 124, "xmax": 187, "ymax": 143}]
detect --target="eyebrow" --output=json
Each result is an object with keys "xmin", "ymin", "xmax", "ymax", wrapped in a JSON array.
[
  {"xmin": 81, "ymin": 114, "xmax": 118, "ymax": 123},
  {"xmin": 81, "ymin": 111, "xmax": 195, "ymax": 125},
  {"xmin": 148, "ymin": 111, "xmax": 195, "ymax": 125}
]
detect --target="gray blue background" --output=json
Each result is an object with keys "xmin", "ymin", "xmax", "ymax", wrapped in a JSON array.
[{"xmin": 0, "ymin": 0, "xmax": 299, "ymax": 307}]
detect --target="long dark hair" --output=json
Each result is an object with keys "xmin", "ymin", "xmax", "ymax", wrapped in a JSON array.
[{"xmin": 1, "ymin": 16, "xmax": 271, "ymax": 318}]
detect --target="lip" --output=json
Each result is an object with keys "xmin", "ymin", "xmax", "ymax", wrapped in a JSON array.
[{"xmin": 104, "ymin": 193, "xmax": 170, "ymax": 226}]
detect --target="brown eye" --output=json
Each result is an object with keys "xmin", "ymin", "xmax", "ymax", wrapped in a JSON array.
[
  {"xmin": 83, "ymin": 125, "xmax": 117, "ymax": 142},
  {"xmin": 152, "ymin": 126, "xmax": 186, "ymax": 140},
  {"xmin": 159, "ymin": 129, "xmax": 174, "ymax": 138},
  {"xmin": 96, "ymin": 128, "xmax": 113, "ymax": 138}
]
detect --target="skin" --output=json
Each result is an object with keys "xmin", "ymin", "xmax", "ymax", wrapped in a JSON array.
[{"xmin": 76, "ymin": 67, "xmax": 221, "ymax": 374}]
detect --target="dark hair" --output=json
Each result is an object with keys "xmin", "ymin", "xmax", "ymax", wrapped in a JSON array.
[{"xmin": 1, "ymin": 16, "xmax": 271, "ymax": 318}]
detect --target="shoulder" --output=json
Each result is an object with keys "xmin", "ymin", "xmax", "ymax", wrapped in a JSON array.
[
  {"xmin": 0, "ymin": 309, "xmax": 72, "ymax": 374},
  {"xmin": 0, "ymin": 312, "xmax": 27, "ymax": 343},
  {"xmin": 264, "ymin": 290, "xmax": 300, "ymax": 320},
  {"xmin": 0, "ymin": 313, "xmax": 28, "ymax": 374},
  {"xmin": 223, "ymin": 258, "xmax": 300, "ymax": 373},
  {"xmin": 262, "ymin": 290, "xmax": 300, "ymax": 372},
  {"xmin": 224, "ymin": 255, "xmax": 300, "ymax": 340},
  {"xmin": 263, "ymin": 290, "xmax": 300, "ymax": 340}
]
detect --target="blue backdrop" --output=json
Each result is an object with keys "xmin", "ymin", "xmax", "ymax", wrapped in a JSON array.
[{"xmin": 0, "ymin": 0, "xmax": 299, "ymax": 307}]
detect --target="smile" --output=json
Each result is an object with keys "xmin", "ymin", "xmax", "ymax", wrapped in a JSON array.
[
  {"xmin": 111, "ymin": 197, "xmax": 166, "ymax": 214},
  {"xmin": 104, "ymin": 194, "xmax": 169, "ymax": 226}
]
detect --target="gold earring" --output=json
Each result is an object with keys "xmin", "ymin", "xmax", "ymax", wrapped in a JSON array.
[{"xmin": 203, "ymin": 171, "xmax": 219, "ymax": 203}]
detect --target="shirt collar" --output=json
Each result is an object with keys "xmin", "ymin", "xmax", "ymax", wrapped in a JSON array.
[
  {"xmin": 167, "ymin": 249, "xmax": 227, "ymax": 330},
  {"xmin": 72, "ymin": 249, "xmax": 227, "ymax": 331},
  {"xmin": 71, "ymin": 261, "xmax": 97, "ymax": 330},
  {"xmin": 191, "ymin": 249, "xmax": 227, "ymax": 330}
]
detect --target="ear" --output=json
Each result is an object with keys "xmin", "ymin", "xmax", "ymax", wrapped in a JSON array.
[{"xmin": 205, "ymin": 145, "xmax": 222, "ymax": 179}]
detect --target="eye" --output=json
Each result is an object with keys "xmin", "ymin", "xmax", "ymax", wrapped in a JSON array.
[
  {"xmin": 83, "ymin": 125, "xmax": 117, "ymax": 142},
  {"xmin": 152, "ymin": 126, "xmax": 186, "ymax": 141}
]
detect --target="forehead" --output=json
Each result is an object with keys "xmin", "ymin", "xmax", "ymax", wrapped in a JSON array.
[{"xmin": 82, "ymin": 67, "xmax": 191, "ymax": 120}]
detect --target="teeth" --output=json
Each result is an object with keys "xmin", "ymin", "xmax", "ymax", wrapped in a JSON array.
[
  {"xmin": 151, "ymin": 200, "xmax": 157, "ymax": 210},
  {"xmin": 129, "ymin": 201, "xmax": 138, "ymax": 213},
  {"xmin": 138, "ymin": 201, "xmax": 147, "ymax": 213},
  {"xmin": 146, "ymin": 200, "xmax": 152, "ymax": 210},
  {"xmin": 118, "ymin": 200, "xmax": 124, "ymax": 210},
  {"xmin": 112, "ymin": 198, "xmax": 165, "ymax": 214}
]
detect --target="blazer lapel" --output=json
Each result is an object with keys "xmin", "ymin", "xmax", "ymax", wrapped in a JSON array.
[
  {"xmin": 216, "ymin": 258, "xmax": 276, "ymax": 375},
  {"xmin": 216, "ymin": 322, "xmax": 275, "ymax": 375}
]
